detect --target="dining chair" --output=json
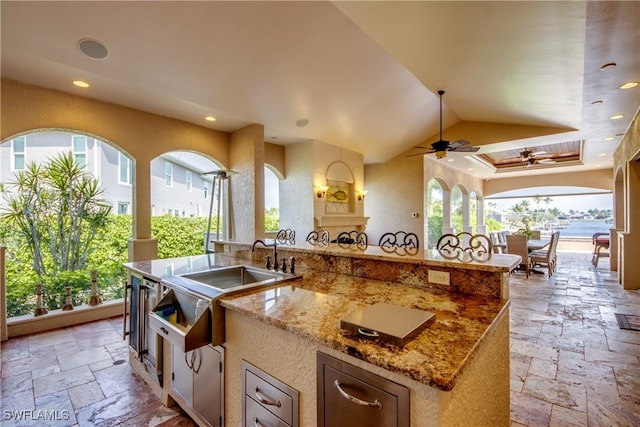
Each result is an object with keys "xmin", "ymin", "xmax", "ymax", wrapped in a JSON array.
[
  {"xmin": 505, "ymin": 234, "xmax": 530, "ymax": 278},
  {"xmin": 591, "ymin": 232, "xmax": 610, "ymax": 267},
  {"xmin": 530, "ymin": 231, "xmax": 559, "ymax": 277}
]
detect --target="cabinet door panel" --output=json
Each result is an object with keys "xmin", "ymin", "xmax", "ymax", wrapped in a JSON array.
[
  {"xmin": 172, "ymin": 346, "xmax": 194, "ymax": 406},
  {"xmin": 193, "ymin": 345, "xmax": 222, "ymax": 427}
]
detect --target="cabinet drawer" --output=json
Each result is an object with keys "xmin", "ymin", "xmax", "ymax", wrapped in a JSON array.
[
  {"xmin": 245, "ymin": 370, "xmax": 293, "ymax": 424},
  {"xmin": 242, "ymin": 360, "xmax": 299, "ymax": 427},
  {"xmin": 317, "ymin": 352, "xmax": 409, "ymax": 427},
  {"xmin": 245, "ymin": 396, "xmax": 289, "ymax": 427}
]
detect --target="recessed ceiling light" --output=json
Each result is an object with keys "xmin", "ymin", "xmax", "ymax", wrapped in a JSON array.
[
  {"xmin": 598, "ymin": 153, "xmax": 607, "ymax": 157},
  {"xmin": 78, "ymin": 38, "xmax": 108, "ymax": 59},
  {"xmin": 603, "ymin": 136, "xmax": 615, "ymax": 141},
  {"xmin": 205, "ymin": 116, "xmax": 216, "ymax": 122},
  {"xmin": 296, "ymin": 118, "xmax": 309, "ymax": 127},
  {"xmin": 73, "ymin": 80, "xmax": 90, "ymax": 88},
  {"xmin": 620, "ymin": 81, "xmax": 639, "ymax": 89},
  {"xmin": 610, "ymin": 114, "xmax": 624, "ymax": 120},
  {"xmin": 600, "ymin": 62, "xmax": 617, "ymax": 70}
]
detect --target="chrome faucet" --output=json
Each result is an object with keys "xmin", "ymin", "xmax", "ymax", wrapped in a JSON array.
[{"xmin": 252, "ymin": 239, "xmax": 279, "ymax": 271}]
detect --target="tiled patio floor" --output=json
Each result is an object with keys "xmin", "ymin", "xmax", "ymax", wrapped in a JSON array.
[
  {"xmin": 509, "ymin": 252, "xmax": 640, "ymax": 426},
  {"xmin": 1, "ymin": 251, "xmax": 639, "ymax": 426},
  {"xmin": 0, "ymin": 317, "xmax": 194, "ymax": 426}
]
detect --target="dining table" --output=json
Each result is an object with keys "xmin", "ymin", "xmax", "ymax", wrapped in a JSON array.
[
  {"xmin": 492, "ymin": 237, "xmax": 550, "ymax": 254},
  {"xmin": 527, "ymin": 239, "xmax": 551, "ymax": 252}
]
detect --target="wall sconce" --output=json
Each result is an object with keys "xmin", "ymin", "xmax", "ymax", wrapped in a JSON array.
[
  {"xmin": 316, "ymin": 185, "xmax": 329, "ymax": 199},
  {"xmin": 357, "ymin": 190, "xmax": 368, "ymax": 201}
]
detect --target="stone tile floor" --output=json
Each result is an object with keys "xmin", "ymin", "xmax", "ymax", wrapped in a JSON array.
[
  {"xmin": 509, "ymin": 252, "xmax": 640, "ymax": 426},
  {"xmin": 1, "ymin": 251, "xmax": 639, "ymax": 426},
  {"xmin": 1, "ymin": 317, "xmax": 195, "ymax": 426}
]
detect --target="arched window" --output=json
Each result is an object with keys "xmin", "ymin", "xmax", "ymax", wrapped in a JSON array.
[
  {"xmin": 451, "ymin": 185, "xmax": 463, "ymax": 234},
  {"xmin": 264, "ymin": 166, "xmax": 280, "ymax": 232},
  {"xmin": 427, "ymin": 179, "xmax": 444, "ymax": 248},
  {"xmin": 470, "ymin": 191, "xmax": 478, "ymax": 234},
  {"xmin": 0, "ymin": 129, "xmax": 134, "ymax": 316}
]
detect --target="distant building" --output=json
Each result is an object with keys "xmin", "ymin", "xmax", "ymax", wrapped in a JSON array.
[{"xmin": 1, "ymin": 131, "xmax": 217, "ymax": 217}]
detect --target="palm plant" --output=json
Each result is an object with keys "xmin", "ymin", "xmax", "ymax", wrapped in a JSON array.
[{"xmin": 1, "ymin": 152, "xmax": 112, "ymax": 277}]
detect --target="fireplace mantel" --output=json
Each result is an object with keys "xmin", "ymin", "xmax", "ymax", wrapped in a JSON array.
[{"xmin": 314, "ymin": 215, "xmax": 369, "ymax": 234}]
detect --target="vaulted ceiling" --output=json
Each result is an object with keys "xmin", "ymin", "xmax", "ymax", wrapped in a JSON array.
[{"xmin": 1, "ymin": 1, "xmax": 638, "ymax": 179}]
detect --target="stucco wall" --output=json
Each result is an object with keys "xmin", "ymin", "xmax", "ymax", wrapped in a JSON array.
[
  {"xmin": 364, "ymin": 154, "xmax": 425, "ymax": 245},
  {"xmin": 613, "ymin": 109, "xmax": 640, "ymax": 289}
]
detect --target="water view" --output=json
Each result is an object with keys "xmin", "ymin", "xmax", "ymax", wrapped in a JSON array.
[{"xmin": 557, "ymin": 220, "xmax": 612, "ymax": 238}]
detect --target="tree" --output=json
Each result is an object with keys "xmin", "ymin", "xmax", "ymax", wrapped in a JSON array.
[{"xmin": 1, "ymin": 152, "xmax": 111, "ymax": 277}]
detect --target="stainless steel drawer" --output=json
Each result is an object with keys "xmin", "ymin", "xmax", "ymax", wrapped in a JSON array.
[
  {"xmin": 242, "ymin": 360, "xmax": 299, "ymax": 427},
  {"xmin": 245, "ymin": 396, "xmax": 289, "ymax": 427},
  {"xmin": 148, "ymin": 289, "xmax": 211, "ymax": 352},
  {"xmin": 245, "ymin": 370, "xmax": 293, "ymax": 425},
  {"xmin": 317, "ymin": 352, "xmax": 409, "ymax": 427}
]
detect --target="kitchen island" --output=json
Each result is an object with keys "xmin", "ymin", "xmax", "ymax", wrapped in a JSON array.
[{"xmin": 124, "ymin": 243, "xmax": 520, "ymax": 426}]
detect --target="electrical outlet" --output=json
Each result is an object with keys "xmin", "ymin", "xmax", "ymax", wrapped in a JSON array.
[{"xmin": 428, "ymin": 270, "xmax": 450, "ymax": 286}]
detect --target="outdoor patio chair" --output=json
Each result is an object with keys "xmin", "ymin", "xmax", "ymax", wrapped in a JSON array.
[
  {"xmin": 506, "ymin": 234, "xmax": 530, "ymax": 278},
  {"xmin": 591, "ymin": 232, "xmax": 610, "ymax": 267},
  {"xmin": 530, "ymin": 231, "xmax": 559, "ymax": 277}
]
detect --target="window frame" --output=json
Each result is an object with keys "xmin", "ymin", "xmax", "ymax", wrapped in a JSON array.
[
  {"xmin": 72, "ymin": 135, "xmax": 88, "ymax": 169},
  {"xmin": 11, "ymin": 136, "xmax": 26, "ymax": 171},
  {"xmin": 165, "ymin": 161, "xmax": 174, "ymax": 187},
  {"xmin": 118, "ymin": 152, "xmax": 133, "ymax": 185},
  {"xmin": 186, "ymin": 170, "xmax": 192, "ymax": 192}
]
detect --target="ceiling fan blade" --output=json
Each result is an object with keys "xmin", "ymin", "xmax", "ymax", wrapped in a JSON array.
[
  {"xmin": 533, "ymin": 150, "xmax": 547, "ymax": 155},
  {"xmin": 452, "ymin": 146, "xmax": 480, "ymax": 152},
  {"xmin": 537, "ymin": 159, "xmax": 556, "ymax": 164},
  {"xmin": 446, "ymin": 139, "xmax": 470, "ymax": 150},
  {"xmin": 406, "ymin": 150, "xmax": 435, "ymax": 157}
]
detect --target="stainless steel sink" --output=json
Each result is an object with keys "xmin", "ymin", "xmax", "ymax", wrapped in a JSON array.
[
  {"xmin": 179, "ymin": 265, "xmax": 298, "ymax": 292},
  {"xmin": 155, "ymin": 265, "xmax": 301, "ymax": 349}
]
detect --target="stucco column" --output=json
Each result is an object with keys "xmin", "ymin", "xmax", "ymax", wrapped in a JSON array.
[
  {"xmin": 442, "ymin": 190, "xmax": 453, "ymax": 235},
  {"xmin": 477, "ymin": 199, "xmax": 486, "ymax": 234},
  {"xmin": 230, "ymin": 124, "xmax": 265, "ymax": 243},
  {"xmin": 462, "ymin": 192, "xmax": 471, "ymax": 233},
  {"xmin": 129, "ymin": 160, "xmax": 158, "ymax": 261},
  {"xmin": 621, "ymin": 160, "xmax": 640, "ymax": 289},
  {"xmin": 1, "ymin": 246, "xmax": 7, "ymax": 341}
]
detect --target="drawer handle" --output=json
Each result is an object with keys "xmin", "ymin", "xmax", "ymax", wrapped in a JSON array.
[
  {"xmin": 254, "ymin": 387, "xmax": 282, "ymax": 407},
  {"xmin": 334, "ymin": 380, "xmax": 383, "ymax": 409},
  {"xmin": 160, "ymin": 327, "xmax": 169, "ymax": 335},
  {"xmin": 253, "ymin": 417, "xmax": 264, "ymax": 427},
  {"xmin": 357, "ymin": 328, "xmax": 379, "ymax": 338}
]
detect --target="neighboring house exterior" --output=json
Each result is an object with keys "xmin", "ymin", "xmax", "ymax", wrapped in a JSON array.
[{"xmin": 0, "ymin": 131, "xmax": 216, "ymax": 217}]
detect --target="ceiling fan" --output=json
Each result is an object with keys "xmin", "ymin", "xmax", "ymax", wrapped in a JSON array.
[
  {"xmin": 520, "ymin": 148, "xmax": 556, "ymax": 167},
  {"xmin": 409, "ymin": 90, "xmax": 479, "ymax": 159}
]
